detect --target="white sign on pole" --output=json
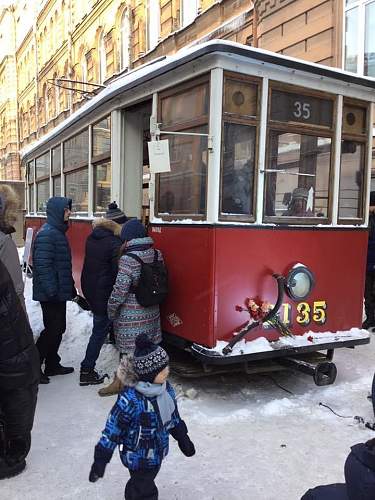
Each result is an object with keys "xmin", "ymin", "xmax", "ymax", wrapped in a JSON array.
[{"xmin": 148, "ymin": 140, "xmax": 171, "ymax": 173}]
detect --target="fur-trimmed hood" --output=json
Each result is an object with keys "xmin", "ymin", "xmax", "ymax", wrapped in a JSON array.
[
  {"xmin": 117, "ymin": 355, "xmax": 139, "ymax": 387},
  {"xmin": 92, "ymin": 217, "xmax": 122, "ymax": 236}
]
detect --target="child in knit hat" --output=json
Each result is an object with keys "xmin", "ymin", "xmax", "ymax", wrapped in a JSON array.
[{"xmin": 89, "ymin": 334, "xmax": 195, "ymax": 499}]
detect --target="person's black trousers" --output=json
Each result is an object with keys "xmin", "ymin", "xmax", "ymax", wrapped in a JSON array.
[
  {"xmin": 0, "ymin": 382, "xmax": 38, "ymax": 466},
  {"xmin": 36, "ymin": 302, "xmax": 67, "ymax": 369},
  {"xmin": 125, "ymin": 467, "xmax": 160, "ymax": 500}
]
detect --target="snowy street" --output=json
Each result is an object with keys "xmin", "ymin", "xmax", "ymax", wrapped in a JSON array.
[{"xmin": 2, "ymin": 277, "xmax": 375, "ymax": 500}]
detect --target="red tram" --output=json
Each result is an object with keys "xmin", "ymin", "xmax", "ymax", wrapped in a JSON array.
[{"xmin": 22, "ymin": 41, "xmax": 373, "ymax": 384}]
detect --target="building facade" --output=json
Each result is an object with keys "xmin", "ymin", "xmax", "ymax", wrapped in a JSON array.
[{"xmin": 0, "ymin": 0, "xmax": 373, "ymax": 180}]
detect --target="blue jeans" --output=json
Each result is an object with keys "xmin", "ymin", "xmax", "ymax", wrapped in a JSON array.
[{"xmin": 81, "ymin": 314, "xmax": 111, "ymax": 371}]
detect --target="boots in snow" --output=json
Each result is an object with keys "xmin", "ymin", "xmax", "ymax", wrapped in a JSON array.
[
  {"xmin": 45, "ymin": 364, "xmax": 74, "ymax": 376},
  {"xmin": 98, "ymin": 373, "xmax": 123, "ymax": 397},
  {"xmin": 80, "ymin": 369, "xmax": 107, "ymax": 386}
]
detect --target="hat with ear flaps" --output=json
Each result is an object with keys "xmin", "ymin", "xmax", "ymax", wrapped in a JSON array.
[
  {"xmin": 105, "ymin": 201, "xmax": 128, "ymax": 224},
  {"xmin": 133, "ymin": 334, "xmax": 169, "ymax": 383}
]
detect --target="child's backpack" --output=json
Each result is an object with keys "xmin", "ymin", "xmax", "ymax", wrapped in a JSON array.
[{"xmin": 127, "ymin": 250, "xmax": 168, "ymax": 307}]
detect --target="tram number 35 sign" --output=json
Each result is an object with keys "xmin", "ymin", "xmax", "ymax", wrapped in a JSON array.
[{"xmin": 264, "ymin": 300, "xmax": 327, "ymax": 328}]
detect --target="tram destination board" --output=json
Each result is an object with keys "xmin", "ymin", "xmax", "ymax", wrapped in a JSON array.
[{"xmin": 271, "ymin": 90, "xmax": 333, "ymax": 128}]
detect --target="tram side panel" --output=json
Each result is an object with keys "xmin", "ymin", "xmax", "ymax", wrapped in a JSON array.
[
  {"xmin": 214, "ymin": 227, "xmax": 368, "ymax": 344},
  {"xmin": 150, "ymin": 225, "xmax": 216, "ymax": 347}
]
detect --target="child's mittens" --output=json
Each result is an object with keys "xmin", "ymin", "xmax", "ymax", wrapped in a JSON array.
[
  {"xmin": 89, "ymin": 443, "xmax": 112, "ymax": 482},
  {"xmin": 89, "ymin": 462, "xmax": 105, "ymax": 482},
  {"xmin": 170, "ymin": 420, "xmax": 196, "ymax": 457},
  {"xmin": 177, "ymin": 434, "xmax": 196, "ymax": 457}
]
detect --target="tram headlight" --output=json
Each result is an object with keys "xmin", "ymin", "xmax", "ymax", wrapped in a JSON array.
[{"xmin": 285, "ymin": 265, "xmax": 315, "ymax": 301}]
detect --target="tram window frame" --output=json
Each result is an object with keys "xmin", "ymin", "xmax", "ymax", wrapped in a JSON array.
[
  {"xmin": 219, "ymin": 72, "xmax": 261, "ymax": 222},
  {"xmin": 27, "ymin": 159, "xmax": 35, "ymax": 213},
  {"xmin": 35, "ymin": 151, "xmax": 51, "ymax": 214},
  {"xmin": 52, "ymin": 145, "xmax": 62, "ymax": 197},
  {"xmin": 92, "ymin": 116, "xmax": 111, "ymax": 215},
  {"xmin": 63, "ymin": 128, "xmax": 89, "ymax": 215},
  {"xmin": 263, "ymin": 83, "xmax": 336, "ymax": 225},
  {"xmin": 156, "ymin": 75, "xmax": 210, "ymax": 220},
  {"xmin": 338, "ymin": 97, "xmax": 369, "ymax": 224}
]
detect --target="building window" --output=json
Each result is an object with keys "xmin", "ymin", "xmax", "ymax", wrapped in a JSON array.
[
  {"xmin": 120, "ymin": 9, "xmax": 130, "ymax": 70},
  {"xmin": 147, "ymin": 0, "xmax": 160, "ymax": 51},
  {"xmin": 181, "ymin": 0, "xmax": 199, "ymax": 28},
  {"xmin": 99, "ymin": 32, "xmax": 107, "ymax": 84},
  {"xmin": 344, "ymin": 0, "xmax": 375, "ymax": 76}
]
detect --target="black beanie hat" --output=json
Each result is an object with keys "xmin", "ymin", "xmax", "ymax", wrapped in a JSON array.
[
  {"xmin": 105, "ymin": 201, "xmax": 128, "ymax": 224},
  {"xmin": 133, "ymin": 334, "xmax": 169, "ymax": 383}
]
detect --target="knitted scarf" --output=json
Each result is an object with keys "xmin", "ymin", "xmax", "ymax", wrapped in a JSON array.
[{"xmin": 135, "ymin": 381, "xmax": 175, "ymax": 426}]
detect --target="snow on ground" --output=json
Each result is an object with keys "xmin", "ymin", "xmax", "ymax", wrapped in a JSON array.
[{"xmin": 3, "ymin": 277, "xmax": 375, "ymax": 499}]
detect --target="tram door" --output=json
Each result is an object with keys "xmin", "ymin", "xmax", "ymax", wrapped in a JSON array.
[{"xmin": 122, "ymin": 101, "xmax": 152, "ymax": 223}]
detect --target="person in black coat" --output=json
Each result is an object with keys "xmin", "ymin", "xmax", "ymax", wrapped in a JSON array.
[
  {"xmin": 301, "ymin": 438, "xmax": 375, "ymax": 499},
  {"xmin": 79, "ymin": 204, "xmax": 126, "ymax": 386},
  {"xmin": 33, "ymin": 196, "xmax": 76, "ymax": 383},
  {"xmin": 363, "ymin": 192, "xmax": 375, "ymax": 329},
  {"xmin": 0, "ymin": 260, "xmax": 39, "ymax": 480}
]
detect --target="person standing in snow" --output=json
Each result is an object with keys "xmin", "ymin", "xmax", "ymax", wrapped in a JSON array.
[
  {"xmin": 300, "ymin": 438, "xmax": 375, "ymax": 499},
  {"xmin": 0, "ymin": 260, "xmax": 39, "ymax": 480},
  {"xmin": 363, "ymin": 192, "xmax": 375, "ymax": 329},
  {"xmin": 98, "ymin": 219, "xmax": 163, "ymax": 396},
  {"xmin": 0, "ymin": 185, "xmax": 25, "ymax": 309},
  {"xmin": 89, "ymin": 334, "xmax": 195, "ymax": 499},
  {"xmin": 79, "ymin": 202, "xmax": 127, "ymax": 386},
  {"xmin": 32, "ymin": 196, "xmax": 75, "ymax": 384}
]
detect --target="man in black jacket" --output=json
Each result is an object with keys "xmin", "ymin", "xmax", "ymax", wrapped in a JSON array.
[
  {"xmin": 0, "ymin": 260, "xmax": 39, "ymax": 479},
  {"xmin": 79, "ymin": 203, "xmax": 125, "ymax": 386}
]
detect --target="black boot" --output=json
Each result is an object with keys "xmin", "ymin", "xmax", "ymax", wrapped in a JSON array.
[
  {"xmin": 45, "ymin": 365, "xmax": 74, "ymax": 376},
  {"xmin": 79, "ymin": 369, "xmax": 107, "ymax": 386},
  {"xmin": 362, "ymin": 317, "xmax": 375, "ymax": 330},
  {"xmin": 39, "ymin": 369, "xmax": 50, "ymax": 384}
]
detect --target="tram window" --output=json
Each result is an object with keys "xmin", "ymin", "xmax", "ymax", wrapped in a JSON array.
[
  {"xmin": 27, "ymin": 160, "xmax": 34, "ymax": 183},
  {"xmin": 65, "ymin": 168, "xmax": 89, "ymax": 213},
  {"xmin": 29, "ymin": 184, "xmax": 34, "ymax": 213},
  {"xmin": 158, "ymin": 128, "xmax": 208, "ymax": 216},
  {"xmin": 94, "ymin": 162, "xmax": 111, "ymax": 213},
  {"xmin": 221, "ymin": 123, "xmax": 256, "ymax": 216},
  {"xmin": 52, "ymin": 145, "xmax": 61, "ymax": 174},
  {"xmin": 92, "ymin": 116, "xmax": 110, "ymax": 157},
  {"xmin": 264, "ymin": 132, "xmax": 331, "ymax": 219},
  {"xmin": 63, "ymin": 129, "xmax": 89, "ymax": 170},
  {"xmin": 342, "ymin": 105, "xmax": 367, "ymax": 136},
  {"xmin": 161, "ymin": 83, "xmax": 208, "ymax": 128},
  {"xmin": 224, "ymin": 80, "xmax": 257, "ymax": 117},
  {"xmin": 53, "ymin": 176, "xmax": 61, "ymax": 196},
  {"xmin": 36, "ymin": 152, "xmax": 50, "ymax": 179},
  {"xmin": 36, "ymin": 180, "xmax": 49, "ymax": 213},
  {"xmin": 270, "ymin": 90, "xmax": 333, "ymax": 128},
  {"xmin": 339, "ymin": 142, "xmax": 365, "ymax": 219}
]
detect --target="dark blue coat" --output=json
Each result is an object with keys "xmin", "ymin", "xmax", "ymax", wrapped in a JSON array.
[
  {"xmin": 300, "ymin": 441, "xmax": 375, "ymax": 500},
  {"xmin": 81, "ymin": 219, "xmax": 122, "ymax": 316},
  {"xmin": 32, "ymin": 197, "xmax": 74, "ymax": 302},
  {"xmin": 367, "ymin": 212, "xmax": 375, "ymax": 271}
]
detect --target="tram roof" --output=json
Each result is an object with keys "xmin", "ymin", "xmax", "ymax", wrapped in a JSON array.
[{"xmin": 21, "ymin": 39, "xmax": 375, "ymax": 161}]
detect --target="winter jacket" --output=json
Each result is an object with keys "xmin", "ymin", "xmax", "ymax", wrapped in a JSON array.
[
  {"xmin": 32, "ymin": 197, "xmax": 75, "ymax": 302},
  {"xmin": 367, "ymin": 212, "xmax": 375, "ymax": 271},
  {"xmin": 81, "ymin": 218, "xmax": 122, "ymax": 315},
  {"xmin": 0, "ymin": 227, "xmax": 24, "ymax": 306},
  {"xmin": 107, "ymin": 236, "xmax": 162, "ymax": 354},
  {"xmin": 0, "ymin": 260, "xmax": 39, "ymax": 391},
  {"xmin": 300, "ymin": 440, "xmax": 375, "ymax": 500},
  {"xmin": 95, "ymin": 380, "xmax": 182, "ymax": 471}
]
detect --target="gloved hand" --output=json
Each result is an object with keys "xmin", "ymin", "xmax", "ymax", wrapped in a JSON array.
[
  {"xmin": 89, "ymin": 461, "xmax": 106, "ymax": 482},
  {"xmin": 177, "ymin": 434, "xmax": 195, "ymax": 457},
  {"xmin": 170, "ymin": 420, "xmax": 195, "ymax": 457}
]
